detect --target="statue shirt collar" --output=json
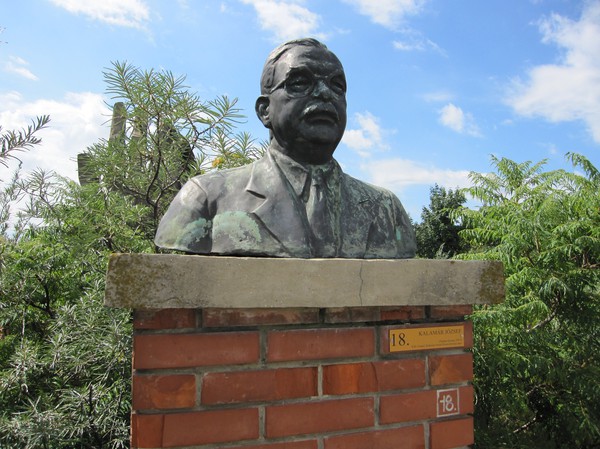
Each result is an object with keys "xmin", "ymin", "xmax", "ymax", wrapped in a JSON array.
[{"xmin": 269, "ymin": 148, "xmax": 339, "ymax": 200}]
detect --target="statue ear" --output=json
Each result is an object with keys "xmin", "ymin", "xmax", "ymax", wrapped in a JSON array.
[{"xmin": 255, "ymin": 96, "xmax": 271, "ymax": 128}]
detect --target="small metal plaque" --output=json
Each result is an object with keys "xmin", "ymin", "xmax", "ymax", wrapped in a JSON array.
[{"xmin": 389, "ymin": 324, "xmax": 465, "ymax": 352}]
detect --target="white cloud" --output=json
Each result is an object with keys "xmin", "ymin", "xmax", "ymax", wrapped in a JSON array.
[
  {"xmin": 361, "ymin": 158, "xmax": 471, "ymax": 192},
  {"xmin": 342, "ymin": 0, "xmax": 426, "ymax": 29},
  {"xmin": 393, "ymin": 39, "xmax": 425, "ymax": 51},
  {"xmin": 393, "ymin": 36, "xmax": 444, "ymax": 55},
  {"xmin": 506, "ymin": 2, "xmax": 600, "ymax": 143},
  {"xmin": 4, "ymin": 56, "xmax": 38, "ymax": 81},
  {"xmin": 439, "ymin": 103, "xmax": 464, "ymax": 132},
  {"xmin": 0, "ymin": 91, "xmax": 110, "ymax": 182},
  {"xmin": 422, "ymin": 90, "xmax": 454, "ymax": 103},
  {"xmin": 438, "ymin": 103, "xmax": 481, "ymax": 137},
  {"xmin": 342, "ymin": 111, "xmax": 389, "ymax": 157},
  {"xmin": 240, "ymin": 0, "xmax": 323, "ymax": 42},
  {"xmin": 342, "ymin": 130, "xmax": 371, "ymax": 155},
  {"xmin": 49, "ymin": 0, "xmax": 150, "ymax": 29}
]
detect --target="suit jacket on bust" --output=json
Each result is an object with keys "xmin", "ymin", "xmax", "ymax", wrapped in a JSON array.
[{"xmin": 155, "ymin": 149, "xmax": 416, "ymax": 258}]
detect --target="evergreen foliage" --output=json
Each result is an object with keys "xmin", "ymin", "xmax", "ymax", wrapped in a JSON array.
[
  {"xmin": 0, "ymin": 63, "xmax": 262, "ymax": 448},
  {"xmin": 456, "ymin": 154, "xmax": 600, "ymax": 448}
]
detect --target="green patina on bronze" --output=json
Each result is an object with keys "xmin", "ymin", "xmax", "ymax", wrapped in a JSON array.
[{"xmin": 174, "ymin": 217, "xmax": 211, "ymax": 249}]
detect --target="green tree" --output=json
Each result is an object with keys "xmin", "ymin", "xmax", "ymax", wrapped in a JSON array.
[
  {"xmin": 82, "ymin": 61, "xmax": 263, "ymax": 241},
  {"xmin": 457, "ymin": 154, "xmax": 600, "ymax": 448},
  {"xmin": 0, "ymin": 115, "xmax": 50, "ymax": 237},
  {"xmin": 1, "ymin": 115, "xmax": 50, "ymax": 167},
  {"xmin": 414, "ymin": 184, "xmax": 468, "ymax": 258},
  {"xmin": 0, "ymin": 62, "xmax": 261, "ymax": 448}
]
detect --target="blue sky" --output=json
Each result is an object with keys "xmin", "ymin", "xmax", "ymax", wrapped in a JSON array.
[{"xmin": 1, "ymin": 0, "xmax": 599, "ymax": 221}]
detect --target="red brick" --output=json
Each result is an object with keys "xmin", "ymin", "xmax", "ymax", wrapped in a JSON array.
[
  {"xmin": 380, "ymin": 390, "xmax": 436, "ymax": 424},
  {"xmin": 133, "ymin": 374, "xmax": 196, "ymax": 410},
  {"xmin": 134, "ymin": 309, "xmax": 196, "ymax": 330},
  {"xmin": 162, "ymin": 408, "xmax": 259, "ymax": 447},
  {"xmin": 380, "ymin": 307, "xmax": 426, "ymax": 321},
  {"xmin": 430, "ymin": 416, "xmax": 474, "ymax": 449},
  {"xmin": 324, "ymin": 425, "xmax": 425, "ymax": 449},
  {"xmin": 429, "ymin": 306, "xmax": 473, "ymax": 320},
  {"xmin": 267, "ymin": 328, "xmax": 374, "ymax": 362},
  {"xmin": 228, "ymin": 442, "xmax": 318, "ymax": 449},
  {"xmin": 463, "ymin": 320, "xmax": 473, "ymax": 348},
  {"xmin": 266, "ymin": 397, "xmax": 374, "ymax": 437},
  {"xmin": 131, "ymin": 413, "xmax": 163, "ymax": 448},
  {"xmin": 323, "ymin": 359, "xmax": 425, "ymax": 395},
  {"xmin": 203, "ymin": 308, "xmax": 320, "ymax": 327},
  {"xmin": 380, "ymin": 386, "xmax": 474, "ymax": 424},
  {"xmin": 134, "ymin": 331, "xmax": 259, "ymax": 369},
  {"xmin": 429, "ymin": 353, "xmax": 473, "ymax": 386},
  {"xmin": 323, "ymin": 307, "xmax": 380, "ymax": 323},
  {"xmin": 462, "ymin": 384, "xmax": 474, "ymax": 414},
  {"xmin": 202, "ymin": 367, "xmax": 317, "ymax": 404}
]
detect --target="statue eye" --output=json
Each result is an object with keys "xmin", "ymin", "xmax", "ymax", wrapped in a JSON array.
[
  {"xmin": 329, "ymin": 76, "xmax": 346, "ymax": 95},
  {"xmin": 286, "ymin": 74, "xmax": 313, "ymax": 94}
]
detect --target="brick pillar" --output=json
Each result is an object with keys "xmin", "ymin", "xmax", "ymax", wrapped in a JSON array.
[{"xmin": 105, "ymin": 254, "xmax": 504, "ymax": 449}]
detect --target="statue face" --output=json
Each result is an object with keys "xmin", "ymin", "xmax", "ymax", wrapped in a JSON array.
[{"xmin": 258, "ymin": 45, "xmax": 347, "ymax": 164}]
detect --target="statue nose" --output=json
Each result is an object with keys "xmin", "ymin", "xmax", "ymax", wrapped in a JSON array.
[{"xmin": 312, "ymin": 79, "xmax": 333, "ymax": 99}]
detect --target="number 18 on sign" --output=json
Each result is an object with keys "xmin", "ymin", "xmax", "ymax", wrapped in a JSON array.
[
  {"xmin": 389, "ymin": 324, "xmax": 465, "ymax": 352},
  {"xmin": 437, "ymin": 388, "xmax": 460, "ymax": 417}
]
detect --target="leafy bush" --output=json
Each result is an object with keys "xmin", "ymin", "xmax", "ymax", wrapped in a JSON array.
[{"xmin": 457, "ymin": 154, "xmax": 600, "ymax": 448}]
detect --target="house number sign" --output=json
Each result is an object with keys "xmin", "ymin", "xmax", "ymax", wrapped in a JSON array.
[{"xmin": 389, "ymin": 324, "xmax": 465, "ymax": 353}]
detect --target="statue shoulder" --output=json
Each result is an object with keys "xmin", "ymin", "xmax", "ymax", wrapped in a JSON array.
[
  {"xmin": 340, "ymin": 171, "xmax": 394, "ymax": 201},
  {"xmin": 189, "ymin": 162, "xmax": 255, "ymax": 185},
  {"xmin": 155, "ymin": 162, "xmax": 258, "ymax": 253},
  {"xmin": 183, "ymin": 161, "xmax": 257, "ymax": 197}
]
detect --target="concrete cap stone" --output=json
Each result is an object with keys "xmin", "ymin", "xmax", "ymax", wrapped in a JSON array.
[{"xmin": 104, "ymin": 254, "xmax": 504, "ymax": 309}]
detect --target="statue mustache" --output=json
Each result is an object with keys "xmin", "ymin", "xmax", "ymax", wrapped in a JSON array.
[{"xmin": 303, "ymin": 103, "xmax": 339, "ymax": 121}]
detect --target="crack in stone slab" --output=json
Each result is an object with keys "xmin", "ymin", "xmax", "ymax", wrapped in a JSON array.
[{"xmin": 358, "ymin": 261, "xmax": 365, "ymax": 305}]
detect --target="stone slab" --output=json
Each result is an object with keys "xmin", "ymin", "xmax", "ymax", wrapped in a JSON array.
[{"xmin": 104, "ymin": 254, "xmax": 504, "ymax": 309}]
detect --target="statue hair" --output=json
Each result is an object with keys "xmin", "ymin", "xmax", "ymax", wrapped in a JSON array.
[{"xmin": 260, "ymin": 38, "xmax": 336, "ymax": 94}]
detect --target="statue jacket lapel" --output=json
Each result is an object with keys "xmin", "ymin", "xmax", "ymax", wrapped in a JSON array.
[{"xmin": 245, "ymin": 153, "xmax": 311, "ymax": 258}]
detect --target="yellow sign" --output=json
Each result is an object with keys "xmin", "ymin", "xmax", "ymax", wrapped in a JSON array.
[{"xmin": 389, "ymin": 324, "xmax": 465, "ymax": 352}]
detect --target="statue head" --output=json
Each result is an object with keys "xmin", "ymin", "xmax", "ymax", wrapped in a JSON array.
[{"xmin": 255, "ymin": 38, "xmax": 347, "ymax": 165}]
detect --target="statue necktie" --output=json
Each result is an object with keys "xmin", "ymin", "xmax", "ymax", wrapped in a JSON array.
[{"xmin": 306, "ymin": 167, "xmax": 333, "ymax": 256}]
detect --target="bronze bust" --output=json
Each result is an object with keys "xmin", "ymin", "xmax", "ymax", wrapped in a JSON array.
[{"xmin": 155, "ymin": 38, "xmax": 416, "ymax": 258}]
